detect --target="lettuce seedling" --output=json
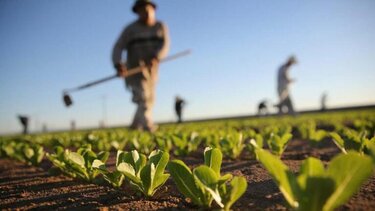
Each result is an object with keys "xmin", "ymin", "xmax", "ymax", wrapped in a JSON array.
[
  {"xmin": 259, "ymin": 125, "xmax": 292, "ymax": 156},
  {"xmin": 219, "ymin": 131, "xmax": 245, "ymax": 159},
  {"xmin": 116, "ymin": 150, "xmax": 170, "ymax": 197},
  {"xmin": 267, "ymin": 132, "xmax": 292, "ymax": 157},
  {"xmin": 299, "ymin": 121, "xmax": 327, "ymax": 143},
  {"xmin": 171, "ymin": 132, "xmax": 201, "ymax": 156},
  {"xmin": 330, "ymin": 129, "xmax": 374, "ymax": 155},
  {"xmin": 92, "ymin": 150, "xmax": 126, "ymax": 188},
  {"xmin": 155, "ymin": 135, "xmax": 173, "ymax": 153},
  {"xmin": 1, "ymin": 141, "xmax": 44, "ymax": 166},
  {"xmin": 130, "ymin": 133, "xmax": 156, "ymax": 155},
  {"xmin": 22, "ymin": 143, "xmax": 45, "ymax": 166},
  {"xmin": 168, "ymin": 147, "xmax": 247, "ymax": 210},
  {"xmin": 246, "ymin": 133, "xmax": 264, "ymax": 157},
  {"xmin": 253, "ymin": 143, "xmax": 373, "ymax": 211},
  {"xmin": 47, "ymin": 144, "xmax": 109, "ymax": 182}
]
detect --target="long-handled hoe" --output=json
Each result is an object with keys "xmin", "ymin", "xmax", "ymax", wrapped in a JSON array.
[{"xmin": 63, "ymin": 50, "xmax": 191, "ymax": 107}]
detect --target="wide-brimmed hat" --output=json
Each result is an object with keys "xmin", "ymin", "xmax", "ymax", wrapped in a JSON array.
[{"xmin": 132, "ymin": 0, "xmax": 157, "ymax": 13}]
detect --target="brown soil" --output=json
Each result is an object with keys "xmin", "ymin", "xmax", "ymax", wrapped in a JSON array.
[{"xmin": 1, "ymin": 139, "xmax": 374, "ymax": 210}]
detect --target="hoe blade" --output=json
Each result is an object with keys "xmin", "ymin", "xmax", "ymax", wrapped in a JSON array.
[{"xmin": 63, "ymin": 93, "xmax": 73, "ymax": 107}]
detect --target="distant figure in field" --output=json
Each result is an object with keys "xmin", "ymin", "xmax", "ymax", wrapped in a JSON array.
[
  {"xmin": 112, "ymin": 0, "xmax": 170, "ymax": 132},
  {"xmin": 321, "ymin": 92, "xmax": 328, "ymax": 111},
  {"xmin": 275, "ymin": 56, "xmax": 297, "ymax": 115},
  {"xmin": 258, "ymin": 100, "xmax": 269, "ymax": 115},
  {"xmin": 42, "ymin": 124, "xmax": 48, "ymax": 133},
  {"xmin": 71, "ymin": 120, "xmax": 76, "ymax": 131},
  {"xmin": 175, "ymin": 96, "xmax": 186, "ymax": 123},
  {"xmin": 18, "ymin": 115, "xmax": 29, "ymax": 134}
]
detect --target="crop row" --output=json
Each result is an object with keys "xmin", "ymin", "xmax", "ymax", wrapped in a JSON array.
[
  {"xmin": 1, "ymin": 118, "xmax": 374, "ymax": 161},
  {"xmin": 1, "ymin": 110, "xmax": 374, "ymax": 210}
]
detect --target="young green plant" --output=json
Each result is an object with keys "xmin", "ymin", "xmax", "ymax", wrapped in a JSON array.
[
  {"xmin": 168, "ymin": 147, "xmax": 247, "ymax": 210},
  {"xmin": 251, "ymin": 140, "xmax": 373, "ymax": 211},
  {"xmin": 47, "ymin": 144, "xmax": 109, "ymax": 182},
  {"xmin": 116, "ymin": 149, "xmax": 170, "ymax": 197},
  {"xmin": 330, "ymin": 128, "xmax": 375, "ymax": 155},
  {"xmin": 92, "ymin": 150, "xmax": 127, "ymax": 188}
]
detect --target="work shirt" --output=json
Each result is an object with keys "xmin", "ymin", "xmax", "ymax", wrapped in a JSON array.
[
  {"xmin": 277, "ymin": 64, "xmax": 292, "ymax": 100},
  {"xmin": 112, "ymin": 20, "xmax": 170, "ymax": 82}
]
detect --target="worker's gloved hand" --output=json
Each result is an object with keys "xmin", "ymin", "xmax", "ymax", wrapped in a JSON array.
[{"xmin": 115, "ymin": 63, "xmax": 127, "ymax": 78}]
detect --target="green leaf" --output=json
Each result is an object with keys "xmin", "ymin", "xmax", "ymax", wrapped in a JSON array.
[
  {"xmin": 297, "ymin": 157, "xmax": 325, "ymax": 190},
  {"xmin": 23, "ymin": 147, "xmax": 34, "ymax": 159},
  {"xmin": 218, "ymin": 173, "xmax": 233, "ymax": 186},
  {"xmin": 296, "ymin": 158, "xmax": 335, "ymax": 211},
  {"xmin": 323, "ymin": 152, "xmax": 373, "ymax": 211},
  {"xmin": 65, "ymin": 152, "xmax": 89, "ymax": 180},
  {"xmin": 119, "ymin": 150, "xmax": 145, "ymax": 174},
  {"xmin": 140, "ymin": 163, "xmax": 153, "ymax": 196},
  {"xmin": 254, "ymin": 134, "xmax": 264, "ymax": 149},
  {"xmin": 204, "ymin": 147, "xmax": 222, "ymax": 176},
  {"xmin": 93, "ymin": 159, "xmax": 124, "ymax": 188},
  {"xmin": 193, "ymin": 165, "xmax": 219, "ymax": 189},
  {"xmin": 117, "ymin": 162, "xmax": 142, "ymax": 185},
  {"xmin": 92, "ymin": 159, "xmax": 106, "ymax": 170},
  {"xmin": 298, "ymin": 177, "xmax": 335, "ymax": 211},
  {"xmin": 149, "ymin": 150, "xmax": 170, "ymax": 192},
  {"xmin": 222, "ymin": 176, "xmax": 248, "ymax": 211},
  {"xmin": 300, "ymin": 157, "xmax": 325, "ymax": 176},
  {"xmin": 204, "ymin": 185, "xmax": 223, "ymax": 208},
  {"xmin": 108, "ymin": 171, "xmax": 125, "ymax": 188},
  {"xmin": 34, "ymin": 146, "xmax": 44, "ymax": 165},
  {"xmin": 97, "ymin": 151, "xmax": 109, "ymax": 163},
  {"xmin": 365, "ymin": 141, "xmax": 375, "ymax": 162},
  {"xmin": 67, "ymin": 152, "xmax": 85, "ymax": 168},
  {"xmin": 168, "ymin": 160, "xmax": 203, "ymax": 206},
  {"xmin": 267, "ymin": 133, "xmax": 291, "ymax": 156},
  {"xmin": 55, "ymin": 146, "xmax": 65, "ymax": 155},
  {"xmin": 149, "ymin": 150, "xmax": 169, "ymax": 179},
  {"xmin": 152, "ymin": 173, "xmax": 169, "ymax": 195},
  {"xmin": 330, "ymin": 132, "xmax": 347, "ymax": 153},
  {"xmin": 312, "ymin": 130, "xmax": 326, "ymax": 142},
  {"xmin": 255, "ymin": 149, "xmax": 299, "ymax": 208},
  {"xmin": 116, "ymin": 150, "xmax": 125, "ymax": 167},
  {"xmin": 193, "ymin": 165, "xmax": 220, "ymax": 207}
]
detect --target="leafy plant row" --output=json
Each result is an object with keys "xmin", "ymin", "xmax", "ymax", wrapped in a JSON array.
[
  {"xmin": 250, "ymin": 140, "xmax": 375, "ymax": 211},
  {"xmin": 46, "ymin": 145, "xmax": 247, "ymax": 210}
]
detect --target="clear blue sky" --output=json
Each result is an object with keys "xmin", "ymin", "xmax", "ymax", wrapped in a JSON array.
[{"xmin": 1, "ymin": 0, "xmax": 375, "ymax": 134}]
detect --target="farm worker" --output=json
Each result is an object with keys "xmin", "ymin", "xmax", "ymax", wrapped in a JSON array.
[
  {"xmin": 275, "ymin": 56, "xmax": 297, "ymax": 115},
  {"xmin": 257, "ymin": 100, "xmax": 269, "ymax": 116},
  {"xmin": 112, "ymin": 0, "xmax": 170, "ymax": 132},
  {"xmin": 17, "ymin": 115, "xmax": 29, "ymax": 134},
  {"xmin": 175, "ymin": 96, "xmax": 185, "ymax": 123},
  {"xmin": 321, "ymin": 92, "xmax": 328, "ymax": 111}
]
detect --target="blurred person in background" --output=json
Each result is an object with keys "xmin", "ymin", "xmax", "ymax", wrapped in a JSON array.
[
  {"xmin": 175, "ymin": 96, "xmax": 186, "ymax": 123},
  {"xmin": 321, "ymin": 92, "xmax": 328, "ymax": 111},
  {"xmin": 112, "ymin": 0, "xmax": 170, "ymax": 132},
  {"xmin": 275, "ymin": 56, "xmax": 297, "ymax": 115},
  {"xmin": 18, "ymin": 115, "xmax": 29, "ymax": 134},
  {"xmin": 257, "ymin": 99, "xmax": 269, "ymax": 116}
]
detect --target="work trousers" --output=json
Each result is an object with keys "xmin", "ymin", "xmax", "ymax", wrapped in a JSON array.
[
  {"xmin": 129, "ymin": 79, "xmax": 156, "ymax": 131},
  {"xmin": 278, "ymin": 95, "xmax": 295, "ymax": 114}
]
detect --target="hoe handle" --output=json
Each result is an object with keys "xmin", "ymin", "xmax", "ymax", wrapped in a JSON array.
[
  {"xmin": 67, "ymin": 50, "xmax": 191, "ymax": 93},
  {"xmin": 74, "ymin": 75, "xmax": 118, "ymax": 91},
  {"xmin": 125, "ymin": 49, "xmax": 191, "ymax": 77}
]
